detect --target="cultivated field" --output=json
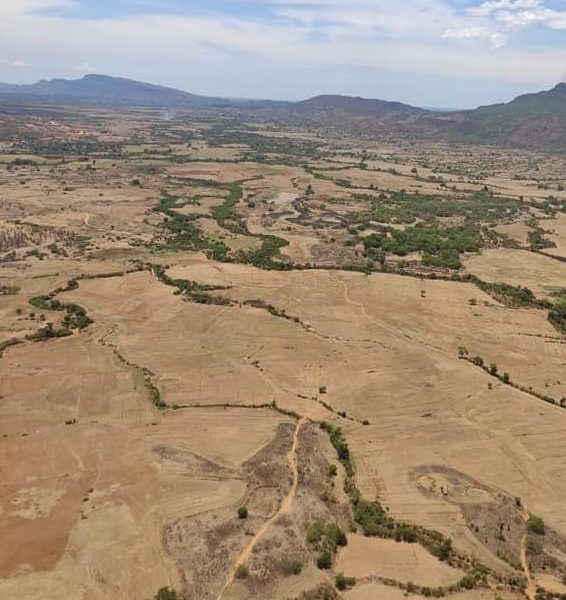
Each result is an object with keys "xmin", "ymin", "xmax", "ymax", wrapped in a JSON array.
[{"xmin": 0, "ymin": 104, "xmax": 565, "ymax": 600}]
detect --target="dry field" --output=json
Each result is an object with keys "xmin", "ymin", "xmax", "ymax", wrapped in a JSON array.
[
  {"xmin": 335, "ymin": 535, "xmax": 464, "ymax": 585},
  {"xmin": 545, "ymin": 213, "xmax": 566, "ymax": 258},
  {"xmin": 0, "ymin": 104, "xmax": 565, "ymax": 600},
  {"xmin": 463, "ymin": 248, "xmax": 566, "ymax": 298}
]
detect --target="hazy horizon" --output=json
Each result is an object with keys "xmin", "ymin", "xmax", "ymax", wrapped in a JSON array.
[
  {"xmin": 0, "ymin": 71, "xmax": 563, "ymax": 111},
  {"xmin": 1, "ymin": 1, "xmax": 565, "ymax": 110}
]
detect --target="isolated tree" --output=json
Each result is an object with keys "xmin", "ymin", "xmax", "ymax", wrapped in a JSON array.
[
  {"xmin": 154, "ymin": 588, "xmax": 179, "ymax": 600},
  {"xmin": 316, "ymin": 551, "xmax": 332, "ymax": 570}
]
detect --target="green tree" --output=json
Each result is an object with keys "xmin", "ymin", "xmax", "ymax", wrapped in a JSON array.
[
  {"xmin": 325, "ymin": 524, "xmax": 348, "ymax": 549},
  {"xmin": 154, "ymin": 587, "xmax": 179, "ymax": 600},
  {"xmin": 316, "ymin": 551, "xmax": 332, "ymax": 570}
]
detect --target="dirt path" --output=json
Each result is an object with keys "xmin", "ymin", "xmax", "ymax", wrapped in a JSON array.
[
  {"xmin": 216, "ymin": 417, "xmax": 306, "ymax": 600},
  {"xmin": 84, "ymin": 213, "xmax": 109, "ymax": 232},
  {"xmin": 328, "ymin": 271, "xmax": 370, "ymax": 319},
  {"xmin": 84, "ymin": 214, "xmax": 97, "ymax": 230},
  {"xmin": 328, "ymin": 272, "xmax": 456, "ymax": 356},
  {"xmin": 520, "ymin": 505, "xmax": 536, "ymax": 600}
]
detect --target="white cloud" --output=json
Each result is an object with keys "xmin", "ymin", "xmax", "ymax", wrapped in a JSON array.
[
  {"xmin": 443, "ymin": 26, "xmax": 507, "ymax": 48},
  {"xmin": 468, "ymin": 0, "xmax": 566, "ymax": 29},
  {"xmin": 468, "ymin": 0, "xmax": 542, "ymax": 16},
  {"xmin": 0, "ymin": 0, "xmax": 563, "ymax": 102}
]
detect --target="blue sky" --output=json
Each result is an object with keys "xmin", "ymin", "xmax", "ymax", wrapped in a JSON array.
[{"xmin": 0, "ymin": 0, "xmax": 565, "ymax": 108}]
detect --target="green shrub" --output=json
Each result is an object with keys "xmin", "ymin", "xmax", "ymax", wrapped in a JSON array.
[
  {"xmin": 307, "ymin": 522, "xmax": 324, "ymax": 544},
  {"xmin": 237, "ymin": 506, "xmax": 248, "ymax": 519},
  {"xmin": 476, "ymin": 281, "xmax": 547, "ymax": 309},
  {"xmin": 154, "ymin": 587, "xmax": 180, "ymax": 600},
  {"xmin": 435, "ymin": 538, "xmax": 452, "ymax": 562},
  {"xmin": 325, "ymin": 524, "xmax": 348, "ymax": 549},
  {"xmin": 235, "ymin": 563, "xmax": 249, "ymax": 579},
  {"xmin": 526, "ymin": 515, "xmax": 545, "ymax": 536},
  {"xmin": 459, "ymin": 575, "xmax": 475, "ymax": 590},
  {"xmin": 26, "ymin": 323, "xmax": 72, "ymax": 342},
  {"xmin": 549, "ymin": 300, "xmax": 566, "ymax": 332},
  {"xmin": 0, "ymin": 338, "xmax": 21, "ymax": 357},
  {"xmin": 319, "ymin": 422, "xmax": 353, "ymax": 476},
  {"xmin": 316, "ymin": 551, "xmax": 332, "ymax": 570},
  {"xmin": 286, "ymin": 559, "xmax": 303, "ymax": 575},
  {"xmin": 334, "ymin": 573, "xmax": 356, "ymax": 590}
]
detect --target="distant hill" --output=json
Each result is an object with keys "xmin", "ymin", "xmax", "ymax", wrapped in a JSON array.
[
  {"xmin": 0, "ymin": 75, "xmax": 564, "ymax": 152},
  {"xmin": 294, "ymin": 94, "xmax": 427, "ymax": 118},
  {"xmin": 285, "ymin": 86, "xmax": 566, "ymax": 151},
  {"xmin": 413, "ymin": 83, "xmax": 566, "ymax": 152},
  {"xmin": 0, "ymin": 74, "xmax": 283, "ymax": 109},
  {"xmin": 479, "ymin": 82, "xmax": 566, "ymax": 116},
  {"xmin": 0, "ymin": 78, "xmax": 426, "ymax": 117}
]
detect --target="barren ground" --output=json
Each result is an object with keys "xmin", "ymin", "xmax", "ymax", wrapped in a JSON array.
[{"xmin": 0, "ymin": 105, "xmax": 565, "ymax": 600}]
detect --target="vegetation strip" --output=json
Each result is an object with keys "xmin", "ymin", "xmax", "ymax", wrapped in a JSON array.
[
  {"xmin": 319, "ymin": 420, "xmax": 528, "ymax": 595},
  {"xmin": 153, "ymin": 188, "xmax": 290, "ymax": 269},
  {"xmin": 458, "ymin": 349, "xmax": 565, "ymax": 409}
]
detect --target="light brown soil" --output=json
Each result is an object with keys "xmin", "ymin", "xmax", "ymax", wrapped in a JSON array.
[
  {"xmin": 335, "ymin": 534, "xmax": 463, "ymax": 586},
  {"xmin": 1, "ymin": 108, "xmax": 566, "ymax": 600},
  {"xmin": 544, "ymin": 213, "xmax": 566, "ymax": 259},
  {"xmin": 217, "ymin": 418, "xmax": 306, "ymax": 599},
  {"xmin": 463, "ymin": 247, "xmax": 566, "ymax": 299}
]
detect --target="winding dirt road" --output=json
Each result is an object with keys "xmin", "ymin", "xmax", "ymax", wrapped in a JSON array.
[{"xmin": 216, "ymin": 417, "xmax": 306, "ymax": 600}]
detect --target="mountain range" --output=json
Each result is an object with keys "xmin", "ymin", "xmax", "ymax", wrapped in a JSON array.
[
  {"xmin": 0, "ymin": 74, "xmax": 286, "ymax": 109},
  {"xmin": 0, "ymin": 74, "xmax": 564, "ymax": 152}
]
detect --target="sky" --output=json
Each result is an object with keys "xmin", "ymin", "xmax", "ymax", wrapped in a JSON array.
[{"xmin": 0, "ymin": 0, "xmax": 565, "ymax": 108}]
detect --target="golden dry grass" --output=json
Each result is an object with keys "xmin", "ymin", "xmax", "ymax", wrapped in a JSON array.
[
  {"xmin": 161, "ymin": 257, "xmax": 566, "ymax": 560},
  {"xmin": 1, "ymin": 109, "xmax": 566, "ymax": 599},
  {"xmin": 544, "ymin": 213, "xmax": 566, "ymax": 259},
  {"xmin": 463, "ymin": 247, "xmax": 566, "ymax": 298},
  {"xmin": 0, "ymin": 325, "xmax": 285, "ymax": 597},
  {"xmin": 335, "ymin": 535, "xmax": 463, "ymax": 585}
]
